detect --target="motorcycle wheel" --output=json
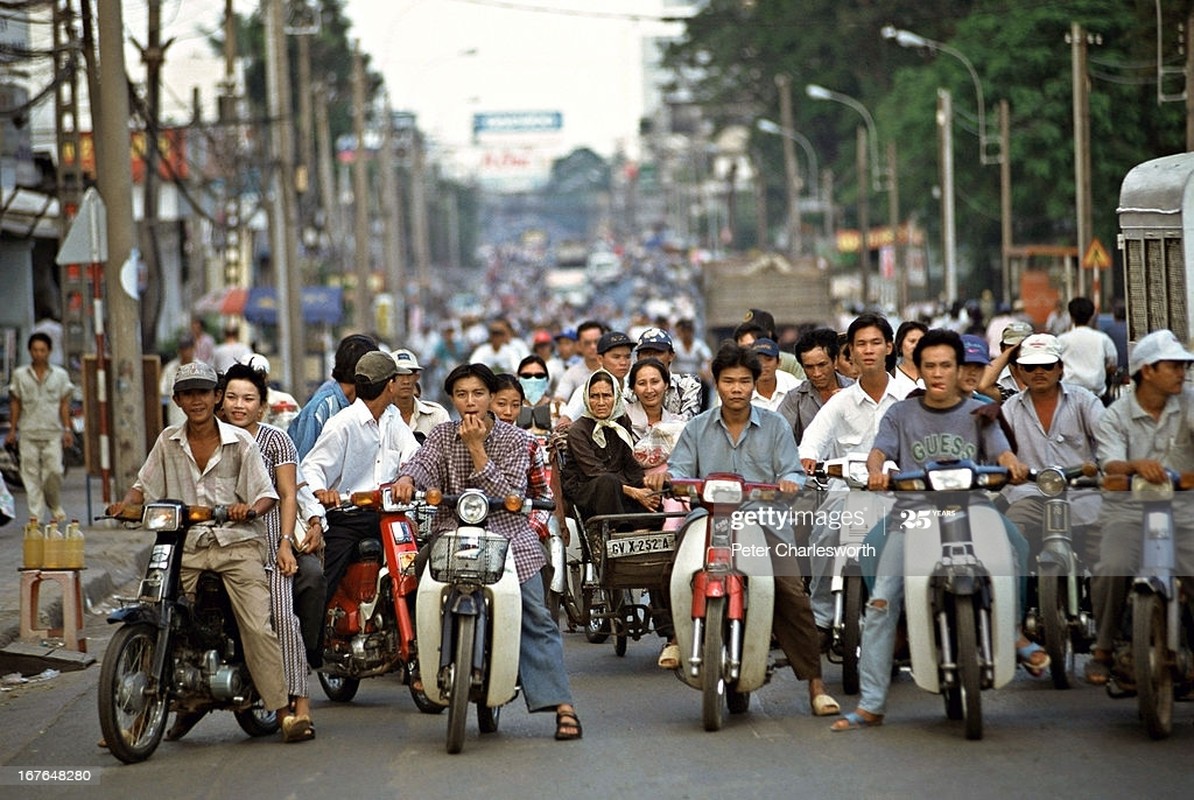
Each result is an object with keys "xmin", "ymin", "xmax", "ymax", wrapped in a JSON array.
[
  {"xmin": 1038, "ymin": 566, "xmax": 1073, "ymax": 689},
  {"xmin": 726, "ymin": 688, "xmax": 751, "ymax": 714},
  {"xmin": 317, "ymin": 671, "xmax": 361, "ymax": 703},
  {"xmin": 842, "ymin": 575, "xmax": 863, "ymax": 696},
  {"xmin": 446, "ymin": 615, "xmax": 476, "ymax": 754},
  {"xmin": 1133, "ymin": 592, "xmax": 1173, "ymax": 740},
  {"xmin": 612, "ymin": 590, "xmax": 629, "ymax": 657},
  {"xmin": 701, "ymin": 596, "xmax": 726, "ymax": 732},
  {"xmin": 584, "ymin": 588, "xmax": 611, "ymax": 644},
  {"xmin": 477, "ymin": 702, "xmax": 501, "ymax": 734},
  {"xmin": 543, "ymin": 566, "xmax": 563, "ymax": 629},
  {"xmin": 97, "ymin": 623, "xmax": 169, "ymax": 764},
  {"xmin": 409, "ymin": 680, "xmax": 447, "ymax": 714},
  {"xmin": 562, "ymin": 562, "xmax": 585, "ymax": 630},
  {"xmin": 955, "ymin": 600, "xmax": 983, "ymax": 741},
  {"xmin": 234, "ymin": 706, "xmax": 279, "ymax": 737}
]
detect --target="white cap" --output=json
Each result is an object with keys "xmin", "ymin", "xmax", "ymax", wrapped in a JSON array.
[
  {"xmin": 390, "ymin": 348, "xmax": 422, "ymax": 374},
  {"xmin": 1129, "ymin": 329, "xmax": 1194, "ymax": 375},
  {"xmin": 239, "ymin": 353, "xmax": 271, "ymax": 374},
  {"xmin": 1015, "ymin": 334, "xmax": 1063, "ymax": 365}
]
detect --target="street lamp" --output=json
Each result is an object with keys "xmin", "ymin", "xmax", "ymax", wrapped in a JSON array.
[
  {"xmin": 881, "ymin": 25, "xmax": 1002, "ymax": 165},
  {"xmin": 755, "ymin": 118, "xmax": 819, "ymax": 200},
  {"xmin": 805, "ymin": 84, "xmax": 887, "ymax": 192}
]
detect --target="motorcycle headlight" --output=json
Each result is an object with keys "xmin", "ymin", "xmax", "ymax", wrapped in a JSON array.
[
  {"xmin": 456, "ymin": 492, "xmax": 490, "ymax": 525},
  {"xmin": 927, "ymin": 467, "xmax": 974, "ymax": 491},
  {"xmin": 144, "ymin": 504, "xmax": 183, "ymax": 531},
  {"xmin": 1036, "ymin": 468, "xmax": 1066, "ymax": 498},
  {"xmin": 702, "ymin": 479, "xmax": 743, "ymax": 504}
]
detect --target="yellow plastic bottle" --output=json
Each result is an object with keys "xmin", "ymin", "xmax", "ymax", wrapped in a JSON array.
[
  {"xmin": 43, "ymin": 521, "xmax": 65, "ymax": 569},
  {"xmin": 65, "ymin": 520, "xmax": 85, "ymax": 569},
  {"xmin": 22, "ymin": 518, "xmax": 43, "ymax": 569}
]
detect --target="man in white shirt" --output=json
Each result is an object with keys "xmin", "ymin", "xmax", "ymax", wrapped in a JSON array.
[
  {"xmin": 469, "ymin": 317, "xmax": 528, "ymax": 375},
  {"xmin": 301, "ymin": 352, "xmax": 421, "ymax": 606},
  {"xmin": 1058, "ymin": 297, "xmax": 1116, "ymax": 397},
  {"xmin": 747, "ymin": 338, "xmax": 800, "ymax": 412}
]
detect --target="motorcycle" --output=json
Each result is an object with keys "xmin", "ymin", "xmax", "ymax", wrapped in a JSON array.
[
  {"xmin": 317, "ymin": 486, "xmax": 443, "ymax": 713},
  {"xmin": 96, "ymin": 502, "xmax": 279, "ymax": 763},
  {"xmin": 414, "ymin": 489, "xmax": 554, "ymax": 754},
  {"xmin": 666, "ymin": 473, "xmax": 780, "ymax": 732},
  {"xmin": 891, "ymin": 459, "xmax": 1017, "ymax": 741},
  {"xmin": 1022, "ymin": 463, "xmax": 1099, "ymax": 689},
  {"xmin": 1103, "ymin": 469, "xmax": 1194, "ymax": 740}
]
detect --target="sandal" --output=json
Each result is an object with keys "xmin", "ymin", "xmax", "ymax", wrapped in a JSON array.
[
  {"xmin": 555, "ymin": 707, "xmax": 583, "ymax": 741},
  {"xmin": 830, "ymin": 710, "xmax": 883, "ymax": 732},
  {"xmin": 812, "ymin": 693, "xmax": 841, "ymax": 717},
  {"xmin": 1016, "ymin": 641, "xmax": 1051, "ymax": 678},
  {"xmin": 657, "ymin": 641, "xmax": 680, "ymax": 670},
  {"xmin": 1084, "ymin": 657, "xmax": 1112, "ymax": 686},
  {"xmin": 165, "ymin": 710, "xmax": 206, "ymax": 742},
  {"xmin": 282, "ymin": 714, "xmax": 314, "ymax": 743}
]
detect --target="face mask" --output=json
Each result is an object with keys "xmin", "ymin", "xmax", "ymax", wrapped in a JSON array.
[{"xmin": 519, "ymin": 376, "xmax": 549, "ymax": 405}]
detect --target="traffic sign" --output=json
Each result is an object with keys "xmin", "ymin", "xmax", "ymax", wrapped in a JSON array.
[{"xmin": 1082, "ymin": 237, "xmax": 1111, "ymax": 269}]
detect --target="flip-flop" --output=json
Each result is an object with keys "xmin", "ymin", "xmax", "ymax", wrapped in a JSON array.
[
  {"xmin": 1084, "ymin": 658, "xmax": 1111, "ymax": 686},
  {"xmin": 657, "ymin": 642, "xmax": 680, "ymax": 670},
  {"xmin": 282, "ymin": 714, "xmax": 313, "ymax": 743},
  {"xmin": 830, "ymin": 710, "xmax": 883, "ymax": 732},
  {"xmin": 555, "ymin": 708, "xmax": 582, "ymax": 741},
  {"xmin": 1016, "ymin": 642, "xmax": 1051, "ymax": 677},
  {"xmin": 812, "ymin": 693, "xmax": 841, "ymax": 716}
]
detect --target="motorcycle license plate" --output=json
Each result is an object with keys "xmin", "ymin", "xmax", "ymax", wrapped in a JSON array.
[{"xmin": 606, "ymin": 532, "xmax": 674, "ymax": 558}]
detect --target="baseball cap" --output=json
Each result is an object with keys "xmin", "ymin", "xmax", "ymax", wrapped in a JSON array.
[
  {"xmin": 1128, "ymin": 329, "xmax": 1194, "ymax": 375},
  {"xmin": 390, "ymin": 348, "xmax": 422, "ymax": 374},
  {"xmin": 1016, "ymin": 333, "xmax": 1064, "ymax": 365},
  {"xmin": 173, "ymin": 361, "xmax": 219, "ymax": 393},
  {"xmin": 597, "ymin": 330, "xmax": 634, "ymax": 354},
  {"xmin": 749, "ymin": 337, "xmax": 780, "ymax": 359},
  {"xmin": 555, "ymin": 328, "xmax": 578, "ymax": 342},
  {"xmin": 355, "ymin": 351, "xmax": 400, "ymax": 383},
  {"xmin": 961, "ymin": 334, "xmax": 991, "ymax": 366},
  {"xmin": 532, "ymin": 330, "xmax": 554, "ymax": 346},
  {"xmin": 239, "ymin": 353, "xmax": 271, "ymax": 374},
  {"xmin": 636, "ymin": 327, "xmax": 673, "ymax": 352},
  {"xmin": 1001, "ymin": 320, "xmax": 1033, "ymax": 346}
]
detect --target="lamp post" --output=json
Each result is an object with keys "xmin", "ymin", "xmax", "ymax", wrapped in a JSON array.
[
  {"xmin": 756, "ymin": 119, "xmax": 820, "ymax": 198},
  {"xmin": 756, "ymin": 117, "xmax": 820, "ymax": 259},
  {"xmin": 806, "ymin": 84, "xmax": 890, "ymax": 305}
]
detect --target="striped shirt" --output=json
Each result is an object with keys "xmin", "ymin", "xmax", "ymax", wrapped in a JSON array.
[{"xmin": 401, "ymin": 417, "xmax": 545, "ymax": 583}]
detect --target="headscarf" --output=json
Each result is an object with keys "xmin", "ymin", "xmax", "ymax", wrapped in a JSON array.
[{"xmin": 581, "ymin": 369, "xmax": 634, "ymax": 450}]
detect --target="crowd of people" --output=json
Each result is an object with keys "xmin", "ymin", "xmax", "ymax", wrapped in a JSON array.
[{"xmin": 88, "ymin": 284, "xmax": 1193, "ymax": 747}]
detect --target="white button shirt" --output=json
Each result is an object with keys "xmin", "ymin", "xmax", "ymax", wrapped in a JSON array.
[
  {"xmin": 300, "ymin": 399, "xmax": 420, "ymax": 494},
  {"xmin": 798, "ymin": 374, "xmax": 912, "ymax": 463}
]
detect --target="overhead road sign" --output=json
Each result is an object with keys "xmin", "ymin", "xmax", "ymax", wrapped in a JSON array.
[{"xmin": 473, "ymin": 111, "xmax": 563, "ymax": 135}]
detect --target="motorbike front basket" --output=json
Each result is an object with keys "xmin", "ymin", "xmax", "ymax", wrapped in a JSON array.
[{"xmin": 428, "ymin": 531, "xmax": 509, "ymax": 585}]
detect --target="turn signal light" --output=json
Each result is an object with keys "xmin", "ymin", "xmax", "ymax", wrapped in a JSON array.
[
  {"xmin": 425, "ymin": 488, "xmax": 443, "ymax": 506},
  {"xmin": 1179, "ymin": 473, "xmax": 1194, "ymax": 491},
  {"xmin": 350, "ymin": 490, "xmax": 381, "ymax": 508},
  {"xmin": 503, "ymin": 494, "xmax": 524, "ymax": 513}
]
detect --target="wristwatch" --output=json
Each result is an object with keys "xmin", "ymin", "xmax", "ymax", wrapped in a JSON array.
[{"xmin": 280, "ymin": 534, "xmax": 295, "ymax": 545}]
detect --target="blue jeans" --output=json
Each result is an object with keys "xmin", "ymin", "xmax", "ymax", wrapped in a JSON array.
[{"xmin": 519, "ymin": 574, "xmax": 574, "ymax": 712}]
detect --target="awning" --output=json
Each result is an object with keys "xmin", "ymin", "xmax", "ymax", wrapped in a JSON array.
[
  {"xmin": 243, "ymin": 286, "xmax": 343, "ymax": 326},
  {"xmin": 192, "ymin": 286, "xmax": 249, "ymax": 316}
]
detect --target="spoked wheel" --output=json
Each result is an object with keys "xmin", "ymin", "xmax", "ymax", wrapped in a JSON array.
[
  {"xmin": 97, "ymin": 623, "xmax": 169, "ymax": 764},
  {"xmin": 446, "ymin": 615, "xmax": 476, "ymax": 754},
  {"xmin": 1133, "ymin": 592, "xmax": 1174, "ymax": 740},
  {"xmin": 477, "ymin": 702, "xmax": 501, "ymax": 734},
  {"xmin": 1038, "ymin": 566, "xmax": 1074, "ymax": 689},
  {"xmin": 955, "ymin": 599, "xmax": 983, "ymax": 741},
  {"xmin": 701, "ymin": 597, "xmax": 727, "ymax": 732},
  {"xmin": 317, "ymin": 671, "xmax": 361, "ymax": 702},
  {"xmin": 234, "ymin": 705, "xmax": 279, "ymax": 737},
  {"xmin": 841, "ymin": 575, "xmax": 864, "ymax": 696},
  {"xmin": 584, "ymin": 588, "xmax": 611, "ymax": 644}
]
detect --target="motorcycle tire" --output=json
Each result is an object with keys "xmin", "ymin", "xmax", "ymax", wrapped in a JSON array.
[
  {"xmin": 317, "ymin": 671, "xmax": 361, "ymax": 703},
  {"xmin": 584, "ymin": 588, "xmax": 611, "ymax": 644},
  {"xmin": 1038, "ymin": 566, "xmax": 1073, "ymax": 689},
  {"xmin": 477, "ymin": 701, "xmax": 501, "ymax": 734},
  {"xmin": 97, "ymin": 623, "xmax": 170, "ymax": 764},
  {"xmin": 234, "ymin": 706, "xmax": 279, "ymax": 737},
  {"xmin": 955, "ymin": 599, "xmax": 983, "ymax": 741},
  {"xmin": 446, "ymin": 614, "xmax": 476, "ymax": 754},
  {"xmin": 563, "ymin": 562, "xmax": 586, "ymax": 630},
  {"xmin": 1133, "ymin": 592, "xmax": 1173, "ymax": 740},
  {"xmin": 842, "ymin": 575, "xmax": 864, "ymax": 696},
  {"xmin": 409, "ymin": 680, "xmax": 447, "ymax": 714},
  {"xmin": 701, "ymin": 596, "xmax": 726, "ymax": 732}
]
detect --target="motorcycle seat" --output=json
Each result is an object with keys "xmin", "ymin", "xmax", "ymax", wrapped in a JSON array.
[{"xmin": 354, "ymin": 538, "xmax": 382, "ymax": 561}]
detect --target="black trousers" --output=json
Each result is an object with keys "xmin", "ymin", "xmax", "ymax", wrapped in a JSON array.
[
  {"xmin": 293, "ymin": 551, "xmax": 326, "ymax": 667},
  {"xmin": 322, "ymin": 509, "xmax": 382, "ymax": 607}
]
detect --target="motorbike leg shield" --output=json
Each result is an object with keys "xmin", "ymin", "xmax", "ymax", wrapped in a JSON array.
[{"xmin": 484, "ymin": 548, "xmax": 522, "ymax": 708}]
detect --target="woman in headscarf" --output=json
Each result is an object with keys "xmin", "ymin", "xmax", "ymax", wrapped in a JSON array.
[{"xmin": 561, "ymin": 369, "xmax": 658, "ymax": 519}]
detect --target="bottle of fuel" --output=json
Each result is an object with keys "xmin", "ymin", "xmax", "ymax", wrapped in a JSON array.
[
  {"xmin": 22, "ymin": 518, "xmax": 43, "ymax": 569},
  {"xmin": 43, "ymin": 521, "xmax": 65, "ymax": 569},
  {"xmin": 65, "ymin": 519, "xmax": 85, "ymax": 569}
]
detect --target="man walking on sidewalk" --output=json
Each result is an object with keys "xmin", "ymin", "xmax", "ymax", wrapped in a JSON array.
[{"xmin": 6, "ymin": 333, "xmax": 75, "ymax": 523}]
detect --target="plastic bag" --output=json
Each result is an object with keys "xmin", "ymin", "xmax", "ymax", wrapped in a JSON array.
[
  {"xmin": 0, "ymin": 475, "xmax": 13, "ymax": 527},
  {"xmin": 633, "ymin": 420, "xmax": 686, "ymax": 469}
]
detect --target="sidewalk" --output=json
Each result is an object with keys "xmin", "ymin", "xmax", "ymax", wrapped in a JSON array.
[{"xmin": 0, "ymin": 470, "xmax": 149, "ymax": 651}]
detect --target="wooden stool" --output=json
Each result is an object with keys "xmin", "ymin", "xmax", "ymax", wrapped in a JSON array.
[{"xmin": 19, "ymin": 569, "xmax": 87, "ymax": 653}]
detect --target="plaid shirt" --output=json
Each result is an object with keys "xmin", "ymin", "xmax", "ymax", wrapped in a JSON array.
[
  {"xmin": 401, "ymin": 417, "xmax": 545, "ymax": 582},
  {"xmin": 527, "ymin": 433, "xmax": 553, "ymax": 540}
]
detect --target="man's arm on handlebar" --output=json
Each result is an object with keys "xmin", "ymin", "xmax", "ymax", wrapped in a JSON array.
[{"xmin": 866, "ymin": 448, "xmax": 891, "ymax": 491}]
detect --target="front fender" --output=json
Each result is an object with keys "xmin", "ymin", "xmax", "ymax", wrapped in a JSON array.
[{"xmin": 106, "ymin": 604, "xmax": 160, "ymax": 626}]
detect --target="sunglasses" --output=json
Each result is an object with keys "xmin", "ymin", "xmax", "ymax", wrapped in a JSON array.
[
  {"xmin": 1019, "ymin": 361, "xmax": 1060, "ymax": 373},
  {"xmin": 518, "ymin": 372, "xmax": 548, "ymax": 380}
]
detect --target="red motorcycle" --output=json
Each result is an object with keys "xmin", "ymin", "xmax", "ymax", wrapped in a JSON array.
[{"xmin": 317, "ymin": 486, "xmax": 443, "ymax": 713}]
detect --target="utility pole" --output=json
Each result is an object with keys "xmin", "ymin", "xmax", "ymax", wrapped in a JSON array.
[
  {"xmin": 351, "ymin": 41, "xmax": 371, "ymax": 331},
  {"xmin": 856, "ymin": 126, "xmax": 870, "ymax": 305},
  {"xmin": 999, "ymin": 99, "xmax": 1013, "ymax": 305},
  {"xmin": 53, "ymin": 0, "xmax": 86, "ymax": 382},
  {"xmin": 775, "ymin": 74, "xmax": 802, "ymax": 260},
  {"xmin": 134, "ymin": 0, "xmax": 171, "ymax": 351},
  {"xmin": 295, "ymin": 31, "xmax": 315, "ymax": 220},
  {"xmin": 314, "ymin": 81, "xmax": 340, "ymax": 267},
  {"xmin": 1187, "ymin": 8, "xmax": 1194, "ymax": 151},
  {"xmin": 1071, "ymin": 21, "xmax": 1094, "ymax": 306},
  {"xmin": 410, "ymin": 128, "xmax": 432, "ymax": 314},
  {"xmin": 96, "ymin": 0, "xmax": 147, "ymax": 491},
  {"xmin": 751, "ymin": 150, "xmax": 768, "ymax": 251},
  {"xmin": 379, "ymin": 96, "xmax": 407, "ymax": 341},
  {"xmin": 888, "ymin": 141, "xmax": 904, "ymax": 313},
  {"xmin": 264, "ymin": 0, "xmax": 304, "ymax": 394},
  {"xmin": 822, "ymin": 168, "xmax": 834, "ymax": 242},
  {"xmin": 937, "ymin": 88, "xmax": 958, "ymax": 304}
]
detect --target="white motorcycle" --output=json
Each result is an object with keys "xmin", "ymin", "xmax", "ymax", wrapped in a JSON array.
[
  {"xmin": 892, "ymin": 459, "xmax": 1018, "ymax": 740},
  {"xmin": 415, "ymin": 489, "xmax": 553, "ymax": 754}
]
